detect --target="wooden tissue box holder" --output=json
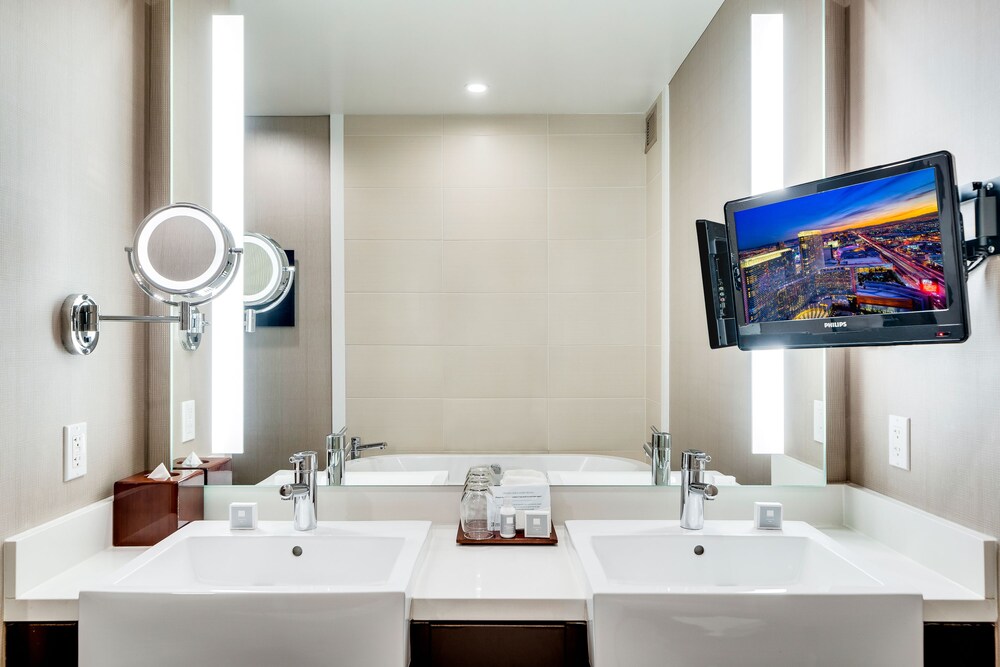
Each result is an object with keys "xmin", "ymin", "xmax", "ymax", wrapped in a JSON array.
[{"xmin": 113, "ymin": 469, "xmax": 205, "ymax": 546}]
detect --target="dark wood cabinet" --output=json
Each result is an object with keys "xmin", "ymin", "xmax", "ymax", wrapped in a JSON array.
[{"xmin": 410, "ymin": 621, "xmax": 590, "ymax": 667}]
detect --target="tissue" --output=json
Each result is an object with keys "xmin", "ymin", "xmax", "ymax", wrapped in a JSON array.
[
  {"xmin": 147, "ymin": 463, "xmax": 172, "ymax": 481},
  {"xmin": 182, "ymin": 451, "xmax": 204, "ymax": 467}
]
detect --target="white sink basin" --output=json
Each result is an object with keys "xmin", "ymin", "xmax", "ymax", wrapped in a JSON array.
[
  {"xmin": 566, "ymin": 520, "xmax": 923, "ymax": 667},
  {"xmin": 80, "ymin": 521, "xmax": 431, "ymax": 667}
]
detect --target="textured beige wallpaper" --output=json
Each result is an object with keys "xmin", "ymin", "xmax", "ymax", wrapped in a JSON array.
[
  {"xmin": 240, "ymin": 116, "xmax": 332, "ymax": 484},
  {"xmin": 846, "ymin": 0, "xmax": 1000, "ymax": 538},
  {"xmin": 0, "ymin": 0, "xmax": 147, "ymax": 656},
  {"xmin": 343, "ymin": 114, "xmax": 649, "ymax": 457}
]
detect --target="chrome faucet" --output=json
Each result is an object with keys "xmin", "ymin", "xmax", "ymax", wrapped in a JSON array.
[
  {"xmin": 680, "ymin": 449, "xmax": 717, "ymax": 530},
  {"xmin": 326, "ymin": 427, "xmax": 348, "ymax": 486},
  {"xmin": 643, "ymin": 426, "xmax": 671, "ymax": 485},
  {"xmin": 348, "ymin": 435, "xmax": 387, "ymax": 460},
  {"xmin": 279, "ymin": 451, "xmax": 317, "ymax": 531}
]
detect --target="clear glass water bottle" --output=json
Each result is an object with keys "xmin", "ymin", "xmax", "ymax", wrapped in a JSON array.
[{"xmin": 460, "ymin": 474, "xmax": 494, "ymax": 540}]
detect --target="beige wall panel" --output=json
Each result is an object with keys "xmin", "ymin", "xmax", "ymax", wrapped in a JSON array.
[
  {"xmin": 345, "ymin": 240, "xmax": 443, "ymax": 293},
  {"xmin": 441, "ymin": 114, "xmax": 548, "ymax": 135},
  {"xmin": 548, "ymin": 399, "xmax": 647, "ymax": 452},
  {"xmin": 548, "ymin": 114, "xmax": 644, "ymax": 135},
  {"xmin": 549, "ymin": 293, "xmax": 645, "ymax": 346},
  {"xmin": 443, "ymin": 399, "xmax": 548, "ymax": 451},
  {"xmin": 346, "ymin": 346, "xmax": 444, "ymax": 399},
  {"xmin": 344, "ymin": 115, "xmax": 443, "ymax": 136},
  {"xmin": 443, "ymin": 346, "xmax": 548, "ymax": 399},
  {"xmin": 548, "ymin": 240, "xmax": 644, "ymax": 293},
  {"xmin": 548, "ymin": 134, "xmax": 646, "ymax": 187},
  {"xmin": 346, "ymin": 399, "xmax": 443, "ymax": 453},
  {"xmin": 441, "ymin": 134, "xmax": 548, "ymax": 188},
  {"xmin": 548, "ymin": 187, "xmax": 645, "ymax": 240},
  {"xmin": 346, "ymin": 293, "xmax": 444, "ymax": 345},
  {"xmin": 345, "ymin": 187, "xmax": 443, "ymax": 240},
  {"xmin": 344, "ymin": 135, "xmax": 443, "ymax": 188},
  {"xmin": 548, "ymin": 346, "xmax": 646, "ymax": 399},
  {"xmin": 443, "ymin": 188, "xmax": 548, "ymax": 240},
  {"xmin": 441, "ymin": 294, "xmax": 548, "ymax": 346},
  {"xmin": 442, "ymin": 241, "xmax": 548, "ymax": 293}
]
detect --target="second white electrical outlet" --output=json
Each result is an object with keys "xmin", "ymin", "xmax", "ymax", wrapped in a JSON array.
[
  {"xmin": 182, "ymin": 400, "xmax": 196, "ymax": 443},
  {"xmin": 63, "ymin": 422, "xmax": 87, "ymax": 481},
  {"xmin": 888, "ymin": 415, "xmax": 910, "ymax": 470}
]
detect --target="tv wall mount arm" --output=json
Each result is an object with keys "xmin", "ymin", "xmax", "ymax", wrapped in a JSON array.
[{"xmin": 960, "ymin": 178, "xmax": 1000, "ymax": 273}]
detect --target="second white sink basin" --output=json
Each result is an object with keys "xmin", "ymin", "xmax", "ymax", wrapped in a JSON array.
[
  {"xmin": 80, "ymin": 521, "xmax": 431, "ymax": 667},
  {"xmin": 566, "ymin": 520, "xmax": 923, "ymax": 667}
]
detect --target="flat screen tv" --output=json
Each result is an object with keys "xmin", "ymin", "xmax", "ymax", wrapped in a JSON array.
[{"xmin": 723, "ymin": 151, "xmax": 969, "ymax": 350}]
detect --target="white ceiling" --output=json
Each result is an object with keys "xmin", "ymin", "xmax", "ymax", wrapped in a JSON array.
[{"xmin": 231, "ymin": 0, "xmax": 724, "ymax": 116}]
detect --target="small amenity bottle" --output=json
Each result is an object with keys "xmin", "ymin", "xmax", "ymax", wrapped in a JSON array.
[{"xmin": 499, "ymin": 496, "xmax": 516, "ymax": 538}]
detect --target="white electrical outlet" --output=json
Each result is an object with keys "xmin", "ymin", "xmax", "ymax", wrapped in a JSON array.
[
  {"xmin": 63, "ymin": 422, "xmax": 87, "ymax": 481},
  {"xmin": 888, "ymin": 415, "xmax": 910, "ymax": 470},
  {"xmin": 182, "ymin": 400, "xmax": 196, "ymax": 443},
  {"xmin": 813, "ymin": 399, "xmax": 826, "ymax": 444}
]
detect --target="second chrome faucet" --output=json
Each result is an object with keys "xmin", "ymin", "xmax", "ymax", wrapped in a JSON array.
[{"xmin": 679, "ymin": 449, "xmax": 718, "ymax": 530}]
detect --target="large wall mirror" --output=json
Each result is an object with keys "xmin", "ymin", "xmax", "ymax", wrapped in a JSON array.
[{"xmin": 167, "ymin": 0, "xmax": 838, "ymax": 488}]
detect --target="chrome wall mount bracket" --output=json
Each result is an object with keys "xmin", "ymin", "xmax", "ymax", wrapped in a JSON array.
[{"xmin": 60, "ymin": 203, "xmax": 242, "ymax": 356}]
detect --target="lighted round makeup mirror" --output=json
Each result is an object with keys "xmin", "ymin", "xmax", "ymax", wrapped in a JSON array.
[
  {"xmin": 242, "ymin": 232, "xmax": 295, "ymax": 332},
  {"xmin": 61, "ymin": 203, "xmax": 243, "ymax": 355}
]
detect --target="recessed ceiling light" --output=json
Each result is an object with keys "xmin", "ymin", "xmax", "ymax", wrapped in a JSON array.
[{"xmin": 465, "ymin": 82, "xmax": 488, "ymax": 94}]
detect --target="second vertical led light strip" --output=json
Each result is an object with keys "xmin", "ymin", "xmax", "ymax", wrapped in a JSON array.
[
  {"xmin": 211, "ymin": 15, "xmax": 245, "ymax": 454},
  {"xmin": 750, "ymin": 13, "xmax": 785, "ymax": 455}
]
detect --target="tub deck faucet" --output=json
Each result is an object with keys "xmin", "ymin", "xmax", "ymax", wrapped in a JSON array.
[
  {"xmin": 279, "ymin": 451, "xmax": 317, "ymax": 531},
  {"xmin": 680, "ymin": 449, "xmax": 717, "ymax": 530},
  {"xmin": 326, "ymin": 427, "xmax": 348, "ymax": 486},
  {"xmin": 348, "ymin": 435, "xmax": 387, "ymax": 460},
  {"xmin": 643, "ymin": 427, "xmax": 671, "ymax": 485}
]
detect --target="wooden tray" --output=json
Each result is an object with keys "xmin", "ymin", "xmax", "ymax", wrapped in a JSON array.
[{"xmin": 455, "ymin": 523, "xmax": 558, "ymax": 546}]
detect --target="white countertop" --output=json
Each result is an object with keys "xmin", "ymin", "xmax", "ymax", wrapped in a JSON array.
[
  {"xmin": 5, "ymin": 522, "xmax": 994, "ymax": 623},
  {"xmin": 4, "ymin": 486, "xmax": 996, "ymax": 624},
  {"xmin": 410, "ymin": 524, "xmax": 588, "ymax": 621}
]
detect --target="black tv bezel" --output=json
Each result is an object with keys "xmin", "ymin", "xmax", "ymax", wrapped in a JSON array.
[{"xmin": 723, "ymin": 151, "xmax": 969, "ymax": 350}]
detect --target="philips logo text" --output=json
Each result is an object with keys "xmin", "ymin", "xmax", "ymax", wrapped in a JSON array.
[{"xmin": 823, "ymin": 321, "xmax": 848, "ymax": 329}]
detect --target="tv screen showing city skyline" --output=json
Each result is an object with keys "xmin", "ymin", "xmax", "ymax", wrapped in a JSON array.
[{"xmin": 732, "ymin": 167, "xmax": 946, "ymax": 324}]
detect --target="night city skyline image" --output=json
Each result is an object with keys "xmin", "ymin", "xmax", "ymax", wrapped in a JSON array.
[{"xmin": 733, "ymin": 167, "xmax": 947, "ymax": 324}]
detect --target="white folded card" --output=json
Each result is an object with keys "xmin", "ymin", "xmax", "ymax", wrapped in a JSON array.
[
  {"xmin": 487, "ymin": 484, "xmax": 550, "ymax": 531},
  {"xmin": 182, "ymin": 451, "xmax": 204, "ymax": 467},
  {"xmin": 147, "ymin": 463, "xmax": 171, "ymax": 481}
]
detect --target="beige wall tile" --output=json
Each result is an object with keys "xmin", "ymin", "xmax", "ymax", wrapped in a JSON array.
[
  {"xmin": 443, "ymin": 346, "xmax": 548, "ymax": 398},
  {"xmin": 645, "ymin": 175, "xmax": 662, "ymax": 238},
  {"xmin": 442, "ymin": 294, "xmax": 548, "ymax": 345},
  {"xmin": 346, "ymin": 345, "xmax": 443, "ymax": 398},
  {"xmin": 442, "ymin": 134, "xmax": 547, "ymax": 187},
  {"xmin": 442, "ymin": 115, "xmax": 547, "ymax": 135},
  {"xmin": 346, "ymin": 293, "xmax": 443, "ymax": 345},
  {"xmin": 345, "ymin": 187, "xmax": 442, "ymax": 240},
  {"xmin": 548, "ymin": 114, "xmax": 644, "ymax": 134},
  {"xmin": 346, "ymin": 399, "xmax": 443, "ymax": 452},
  {"xmin": 549, "ymin": 346, "xmax": 645, "ymax": 398},
  {"xmin": 549, "ymin": 240, "xmax": 644, "ymax": 293},
  {"xmin": 548, "ymin": 134, "xmax": 645, "ymax": 187},
  {"xmin": 443, "ymin": 399, "xmax": 548, "ymax": 451},
  {"xmin": 646, "ymin": 400, "xmax": 664, "ymax": 434},
  {"xmin": 647, "ymin": 231, "xmax": 662, "ymax": 346},
  {"xmin": 645, "ymin": 130, "xmax": 662, "ymax": 182},
  {"xmin": 443, "ymin": 240, "xmax": 547, "ymax": 292},
  {"xmin": 345, "ymin": 115, "xmax": 443, "ymax": 136},
  {"xmin": 548, "ymin": 187, "xmax": 644, "ymax": 240},
  {"xmin": 443, "ymin": 187, "xmax": 547, "ymax": 240},
  {"xmin": 645, "ymin": 346, "xmax": 661, "ymax": 405},
  {"xmin": 345, "ymin": 240, "xmax": 442, "ymax": 293},
  {"xmin": 345, "ymin": 135, "xmax": 442, "ymax": 187},
  {"xmin": 548, "ymin": 293, "xmax": 644, "ymax": 345},
  {"xmin": 548, "ymin": 399, "xmax": 646, "ymax": 451}
]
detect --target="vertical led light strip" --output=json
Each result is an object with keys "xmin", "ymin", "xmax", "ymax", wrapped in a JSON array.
[
  {"xmin": 750, "ymin": 13, "xmax": 785, "ymax": 455},
  {"xmin": 211, "ymin": 15, "xmax": 244, "ymax": 454}
]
